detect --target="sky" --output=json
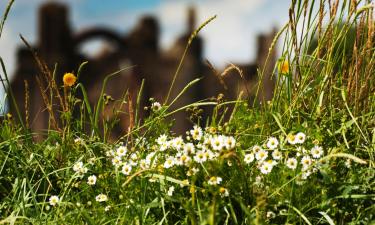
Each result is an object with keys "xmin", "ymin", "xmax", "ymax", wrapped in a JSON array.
[{"xmin": 0, "ymin": 0, "xmax": 291, "ymax": 112}]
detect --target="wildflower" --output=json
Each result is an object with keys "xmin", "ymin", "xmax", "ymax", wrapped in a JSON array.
[
  {"xmin": 159, "ymin": 142, "xmax": 169, "ymax": 152},
  {"xmin": 286, "ymin": 157, "xmax": 298, "ymax": 170},
  {"xmin": 151, "ymin": 102, "xmax": 162, "ymax": 111},
  {"xmin": 272, "ymin": 150, "xmax": 282, "ymax": 160},
  {"xmin": 266, "ymin": 137, "xmax": 279, "ymax": 150},
  {"xmin": 208, "ymin": 176, "xmax": 223, "ymax": 185},
  {"xmin": 266, "ymin": 211, "xmax": 276, "ymax": 219},
  {"xmin": 190, "ymin": 125, "xmax": 203, "ymax": 141},
  {"xmin": 310, "ymin": 145, "xmax": 323, "ymax": 158},
  {"xmin": 260, "ymin": 161, "xmax": 273, "ymax": 174},
  {"xmin": 187, "ymin": 167, "xmax": 200, "ymax": 176},
  {"xmin": 87, "ymin": 175, "xmax": 97, "ymax": 186},
  {"xmin": 301, "ymin": 156, "xmax": 312, "ymax": 170},
  {"xmin": 130, "ymin": 153, "xmax": 139, "ymax": 163},
  {"xmin": 295, "ymin": 132, "xmax": 306, "ymax": 144},
  {"xmin": 49, "ymin": 195, "xmax": 60, "ymax": 206},
  {"xmin": 176, "ymin": 153, "xmax": 191, "ymax": 166},
  {"xmin": 207, "ymin": 150, "xmax": 218, "ymax": 160},
  {"xmin": 278, "ymin": 60, "xmax": 289, "ymax": 74},
  {"xmin": 105, "ymin": 150, "xmax": 115, "ymax": 157},
  {"xmin": 112, "ymin": 156, "xmax": 123, "ymax": 167},
  {"xmin": 74, "ymin": 137, "xmax": 84, "ymax": 145},
  {"xmin": 163, "ymin": 156, "xmax": 175, "ymax": 169},
  {"xmin": 116, "ymin": 146, "xmax": 127, "ymax": 157},
  {"xmin": 255, "ymin": 149, "xmax": 268, "ymax": 161},
  {"xmin": 224, "ymin": 136, "xmax": 236, "ymax": 150},
  {"xmin": 301, "ymin": 170, "xmax": 312, "ymax": 180},
  {"xmin": 167, "ymin": 186, "xmax": 175, "ymax": 196},
  {"xmin": 104, "ymin": 206, "xmax": 111, "ymax": 212},
  {"xmin": 219, "ymin": 187, "xmax": 229, "ymax": 197},
  {"xmin": 286, "ymin": 133, "xmax": 297, "ymax": 145},
  {"xmin": 95, "ymin": 194, "xmax": 108, "ymax": 202},
  {"xmin": 121, "ymin": 164, "xmax": 132, "ymax": 175},
  {"xmin": 252, "ymin": 145, "xmax": 262, "ymax": 154},
  {"xmin": 183, "ymin": 143, "xmax": 195, "ymax": 155},
  {"xmin": 210, "ymin": 135, "xmax": 224, "ymax": 151},
  {"xmin": 73, "ymin": 161, "xmax": 84, "ymax": 173},
  {"xmin": 171, "ymin": 136, "xmax": 184, "ymax": 150},
  {"xmin": 156, "ymin": 134, "xmax": 168, "ymax": 145},
  {"xmin": 194, "ymin": 150, "xmax": 207, "ymax": 163},
  {"xmin": 139, "ymin": 159, "xmax": 150, "ymax": 169},
  {"xmin": 63, "ymin": 72, "xmax": 77, "ymax": 87},
  {"xmin": 244, "ymin": 153, "xmax": 255, "ymax": 164}
]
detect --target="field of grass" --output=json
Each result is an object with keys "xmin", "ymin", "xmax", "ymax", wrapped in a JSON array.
[{"xmin": 0, "ymin": 0, "xmax": 374, "ymax": 224}]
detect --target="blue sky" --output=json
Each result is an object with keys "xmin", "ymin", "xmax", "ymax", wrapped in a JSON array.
[{"xmin": 0, "ymin": 0, "xmax": 291, "ymax": 111}]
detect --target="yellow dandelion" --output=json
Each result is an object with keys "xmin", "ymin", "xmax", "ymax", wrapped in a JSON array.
[
  {"xmin": 278, "ymin": 60, "xmax": 289, "ymax": 74},
  {"xmin": 63, "ymin": 73, "xmax": 77, "ymax": 87}
]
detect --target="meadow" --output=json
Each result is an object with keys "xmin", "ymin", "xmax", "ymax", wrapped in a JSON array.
[{"xmin": 0, "ymin": 0, "xmax": 374, "ymax": 224}]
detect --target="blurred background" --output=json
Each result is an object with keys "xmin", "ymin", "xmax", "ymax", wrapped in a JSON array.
[{"xmin": 0, "ymin": 0, "xmax": 291, "ymax": 135}]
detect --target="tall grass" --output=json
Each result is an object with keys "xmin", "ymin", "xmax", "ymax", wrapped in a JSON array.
[{"xmin": 0, "ymin": 0, "xmax": 374, "ymax": 224}]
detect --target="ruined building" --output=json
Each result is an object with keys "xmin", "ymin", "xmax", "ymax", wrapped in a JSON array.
[{"xmin": 10, "ymin": 2, "xmax": 276, "ymax": 136}]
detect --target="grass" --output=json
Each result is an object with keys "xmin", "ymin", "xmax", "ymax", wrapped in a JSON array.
[{"xmin": 0, "ymin": 0, "xmax": 374, "ymax": 224}]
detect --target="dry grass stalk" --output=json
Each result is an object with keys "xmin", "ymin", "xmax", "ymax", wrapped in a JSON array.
[
  {"xmin": 20, "ymin": 35, "xmax": 66, "ymax": 113},
  {"xmin": 36, "ymin": 76, "xmax": 60, "ymax": 131}
]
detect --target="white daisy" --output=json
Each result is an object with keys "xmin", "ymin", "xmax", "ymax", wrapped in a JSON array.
[
  {"xmin": 171, "ymin": 136, "xmax": 184, "ymax": 150},
  {"xmin": 183, "ymin": 143, "xmax": 195, "ymax": 155},
  {"xmin": 272, "ymin": 150, "xmax": 282, "ymax": 160},
  {"xmin": 159, "ymin": 142, "xmax": 169, "ymax": 152},
  {"xmin": 163, "ymin": 156, "xmax": 175, "ymax": 168},
  {"xmin": 156, "ymin": 134, "xmax": 168, "ymax": 145},
  {"xmin": 310, "ymin": 145, "xmax": 323, "ymax": 158},
  {"xmin": 301, "ymin": 170, "xmax": 312, "ymax": 179},
  {"xmin": 295, "ymin": 132, "xmax": 306, "ymax": 144},
  {"xmin": 116, "ymin": 146, "xmax": 127, "ymax": 157},
  {"xmin": 286, "ymin": 134, "xmax": 297, "ymax": 145},
  {"xmin": 255, "ymin": 149, "xmax": 268, "ymax": 161},
  {"xmin": 87, "ymin": 175, "xmax": 97, "ymax": 186},
  {"xmin": 224, "ymin": 136, "xmax": 236, "ymax": 150},
  {"xmin": 151, "ymin": 102, "xmax": 162, "ymax": 111},
  {"xmin": 301, "ymin": 156, "xmax": 312, "ymax": 170},
  {"xmin": 208, "ymin": 176, "xmax": 223, "ymax": 185},
  {"xmin": 187, "ymin": 167, "xmax": 200, "ymax": 176},
  {"xmin": 176, "ymin": 153, "xmax": 191, "ymax": 166},
  {"xmin": 210, "ymin": 135, "xmax": 224, "ymax": 151},
  {"xmin": 219, "ymin": 187, "xmax": 229, "ymax": 197},
  {"xmin": 286, "ymin": 157, "xmax": 298, "ymax": 170},
  {"xmin": 112, "ymin": 156, "xmax": 123, "ymax": 167},
  {"xmin": 194, "ymin": 150, "xmax": 207, "ymax": 163},
  {"xmin": 73, "ymin": 161, "xmax": 84, "ymax": 173},
  {"xmin": 252, "ymin": 145, "xmax": 262, "ymax": 154},
  {"xmin": 139, "ymin": 159, "xmax": 150, "ymax": 169},
  {"xmin": 121, "ymin": 164, "xmax": 132, "ymax": 175},
  {"xmin": 95, "ymin": 194, "xmax": 108, "ymax": 202},
  {"xmin": 49, "ymin": 195, "xmax": 60, "ymax": 206},
  {"xmin": 266, "ymin": 137, "xmax": 279, "ymax": 150},
  {"xmin": 244, "ymin": 153, "xmax": 255, "ymax": 164},
  {"xmin": 260, "ymin": 161, "xmax": 273, "ymax": 174},
  {"xmin": 190, "ymin": 125, "xmax": 203, "ymax": 141},
  {"xmin": 206, "ymin": 150, "xmax": 218, "ymax": 160}
]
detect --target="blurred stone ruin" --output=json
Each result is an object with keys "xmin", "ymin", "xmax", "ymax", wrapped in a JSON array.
[{"xmin": 10, "ymin": 2, "xmax": 276, "ymax": 136}]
